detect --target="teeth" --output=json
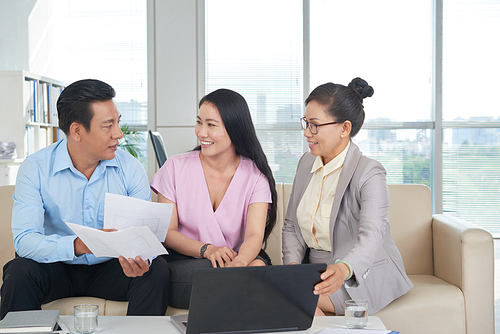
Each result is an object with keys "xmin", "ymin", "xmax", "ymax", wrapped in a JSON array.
[{"xmin": 201, "ymin": 141, "xmax": 214, "ymax": 145}]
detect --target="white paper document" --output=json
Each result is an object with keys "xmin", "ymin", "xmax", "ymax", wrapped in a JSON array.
[
  {"xmin": 66, "ymin": 223, "xmax": 168, "ymax": 259},
  {"xmin": 103, "ymin": 193, "xmax": 173, "ymax": 242},
  {"xmin": 316, "ymin": 329, "xmax": 398, "ymax": 334}
]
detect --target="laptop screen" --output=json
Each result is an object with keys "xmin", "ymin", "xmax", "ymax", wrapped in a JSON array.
[{"xmin": 184, "ymin": 263, "xmax": 326, "ymax": 334}]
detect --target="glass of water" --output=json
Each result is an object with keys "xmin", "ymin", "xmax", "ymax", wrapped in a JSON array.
[
  {"xmin": 74, "ymin": 304, "xmax": 99, "ymax": 334},
  {"xmin": 344, "ymin": 299, "xmax": 368, "ymax": 329}
]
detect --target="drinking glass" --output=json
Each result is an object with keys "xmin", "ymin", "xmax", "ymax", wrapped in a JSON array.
[
  {"xmin": 74, "ymin": 304, "xmax": 98, "ymax": 334},
  {"xmin": 344, "ymin": 299, "xmax": 368, "ymax": 329}
]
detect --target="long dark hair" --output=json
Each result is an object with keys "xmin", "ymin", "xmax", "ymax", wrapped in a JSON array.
[
  {"xmin": 195, "ymin": 89, "xmax": 277, "ymax": 245},
  {"xmin": 305, "ymin": 77, "xmax": 374, "ymax": 137}
]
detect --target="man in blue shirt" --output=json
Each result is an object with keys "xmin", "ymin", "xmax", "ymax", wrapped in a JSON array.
[{"xmin": 0, "ymin": 79, "xmax": 170, "ymax": 319}]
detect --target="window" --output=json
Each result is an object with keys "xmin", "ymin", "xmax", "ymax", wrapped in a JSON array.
[
  {"xmin": 49, "ymin": 0, "xmax": 149, "ymax": 167},
  {"xmin": 310, "ymin": 0, "xmax": 433, "ymax": 189},
  {"xmin": 204, "ymin": 0, "xmax": 500, "ymax": 234},
  {"xmin": 205, "ymin": 0, "xmax": 303, "ymax": 183},
  {"xmin": 310, "ymin": 0, "xmax": 433, "ymax": 122},
  {"xmin": 442, "ymin": 0, "xmax": 500, "ymax": 234}
]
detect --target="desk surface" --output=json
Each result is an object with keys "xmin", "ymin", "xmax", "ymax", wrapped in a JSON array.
[{"xmin": 60, "ymin": 315, "xmax": 387, "ymax": 333}]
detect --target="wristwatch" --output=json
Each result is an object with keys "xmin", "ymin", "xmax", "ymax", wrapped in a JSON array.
[{"xmin": 200, "ymin": 243, "xmax": 211, "ymax": 258}]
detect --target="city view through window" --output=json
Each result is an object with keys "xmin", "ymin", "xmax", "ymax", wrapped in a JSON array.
[
  {"xmin": 205, "ymin": 0, "xmax": 500, "ymax": 234},
  {"xmin": 47, "ymin": 0, "xmax": 500, "ymax": 234},
  {"xmin": 49, "ymin": 0, "xmax": 148, "ymax": 167}
]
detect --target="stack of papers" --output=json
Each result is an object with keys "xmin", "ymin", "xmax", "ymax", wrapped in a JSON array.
[{"xmin": 67, "ymin": 193, "xmax": 173, "ymax": 259}]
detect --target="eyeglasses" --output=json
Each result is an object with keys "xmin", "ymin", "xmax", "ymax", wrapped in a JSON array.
[{"xmin": 300, "ymin": 117, "xmax": 339, "ymax": 135}]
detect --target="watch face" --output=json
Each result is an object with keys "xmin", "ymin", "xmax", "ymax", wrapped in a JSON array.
[{"xmin": 201, "ymin": 244, "xmax": 209, "ymax": 257}]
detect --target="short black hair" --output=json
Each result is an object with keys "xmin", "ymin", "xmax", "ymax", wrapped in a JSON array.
[{"xmin": 57, "ymin": 79, "xmax": 116, "ymax": 135}]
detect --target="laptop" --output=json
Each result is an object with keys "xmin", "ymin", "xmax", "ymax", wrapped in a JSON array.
[{"xmin": 171, "ymin": 263, "xmax": 326, "ymax": 334}]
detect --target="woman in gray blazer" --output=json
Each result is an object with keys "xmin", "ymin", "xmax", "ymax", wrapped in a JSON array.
[{"xmin": 282, "ymin": 78, "xmax": 413, "ymax": 316}]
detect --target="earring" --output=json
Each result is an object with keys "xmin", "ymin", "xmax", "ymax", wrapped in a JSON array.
[{"xmin": 341, "ymin": 135, "xmax": 344, "ymax": 138}]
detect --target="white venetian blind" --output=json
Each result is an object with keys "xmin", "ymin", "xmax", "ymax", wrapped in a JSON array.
[
  {"xmin": 205, "ymin": 0, "xmax": 303, "ymax": 183},
  {"xmin": 442, "ymin": 0, "xmax": 500, "ymax": 235},
  {"xmin": 48, "ymin": 0, "xmax": 149, "ymax": 167}
]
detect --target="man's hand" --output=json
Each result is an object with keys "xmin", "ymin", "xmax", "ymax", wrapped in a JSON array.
[
  {"xmin": 74, "ymin": 237, "xmax": 92, "ymax": 256},
  {"xmin": 74, "ymin": 228, "xmax": 117, "ymax": 256},
  {"xmin": 119, "ymin": 256, "xmax": 150, "ymax": 277}
]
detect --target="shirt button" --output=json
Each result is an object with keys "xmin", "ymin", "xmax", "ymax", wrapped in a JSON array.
[{"xmin": 86, "ymin": 206, "xmax": 90, "ymax": 210}]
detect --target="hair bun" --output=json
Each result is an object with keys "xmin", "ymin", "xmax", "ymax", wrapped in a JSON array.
[{"xmin": 348, "ymin": 77, "xmax": 374, "ymax": 99}]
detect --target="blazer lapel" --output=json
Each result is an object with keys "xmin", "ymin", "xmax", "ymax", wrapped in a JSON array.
[
  {"xmin": 329, "ymin": 142, "xmax": 362, "ymax": 243},
  {"xmin": 293, "ymin": 153, "xmax": 316, "ymax": 210}
]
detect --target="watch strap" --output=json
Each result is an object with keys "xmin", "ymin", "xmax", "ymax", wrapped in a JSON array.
[{"xmin": 200, "ymin": 243, "xmax": 211, "ymax": 258}]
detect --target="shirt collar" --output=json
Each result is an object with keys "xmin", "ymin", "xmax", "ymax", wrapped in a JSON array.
[
  {"xmin": 52, "ymin": 138, "xmax": 73, "ymax": 175},
  {"xmin": 52, "ymin": 138, "xmax": 119, "ymax": 177},
  {"xmin": 310, "ymin": 141, "xmax": 351, "ymax": 175}
]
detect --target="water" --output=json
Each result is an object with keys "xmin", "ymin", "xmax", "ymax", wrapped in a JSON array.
[
  {"xmin": 345, "ymin": 306, "xmax": 368, "ymax": 329},
  {"xmin": 74, "ymin": 314, "xmax": 98, "ymax": 334}
]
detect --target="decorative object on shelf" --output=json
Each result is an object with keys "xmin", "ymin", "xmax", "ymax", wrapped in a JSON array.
[
  {"xmin": 118, "ymin": 124, "xmax": 144, "ymax": 159},
  {"xmin": 0, "ymin": 142, "xmax": 17, "ymax": 159}
]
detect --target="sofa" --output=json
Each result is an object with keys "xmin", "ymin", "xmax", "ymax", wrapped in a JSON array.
[{"xmin": 0, "ymin": 184, "xmax": 494, "ymax": 333}]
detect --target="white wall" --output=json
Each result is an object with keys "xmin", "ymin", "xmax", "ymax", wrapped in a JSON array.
[
  {"xmin": 147, "ymin": 0, "xmax": 204, "ymax": 178},
  {"xmin": 0, "ymin": 0, "xmax": 61, "ymax": 77},
  {"xmin": 0, "ymin": 0, "xmax": 35, "ymax": 71}
]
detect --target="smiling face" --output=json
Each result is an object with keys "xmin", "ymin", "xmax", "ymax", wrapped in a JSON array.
[
  {"xmin": 195, "ymin": 102, "xmax": 234, "ymax": 159},
  {"xmin": 78, "ymin": 100, "xmax": 123, "ymax": 163},
  {"xmin": 304, "ymin": 100, "xmax": 348, "ymax": 164}
]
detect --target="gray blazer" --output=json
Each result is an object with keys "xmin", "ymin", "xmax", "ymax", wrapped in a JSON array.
[{"xmin": 282, "ymin": 142, "xmax": 413, "ymax": 313}]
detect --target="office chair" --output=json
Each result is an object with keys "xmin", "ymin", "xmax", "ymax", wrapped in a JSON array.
[{"xmin": 149, "ymin": 130, "xmax": 168, "ymax": 168}]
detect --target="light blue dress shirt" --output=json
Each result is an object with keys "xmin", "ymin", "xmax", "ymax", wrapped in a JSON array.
[{"xmin": 12, "ymin": 138, "xmax": 151, "ymax": 265}]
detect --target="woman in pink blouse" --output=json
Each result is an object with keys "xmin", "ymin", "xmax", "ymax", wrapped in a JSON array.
[{"xmin": 150, "ymin": 88, "xmax": 277, "ymax": 308}]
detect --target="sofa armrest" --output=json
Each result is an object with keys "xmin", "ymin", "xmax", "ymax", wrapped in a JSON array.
[{"xmin": 432, "ymin": 213, "xmax": 494, "ymax": 334}]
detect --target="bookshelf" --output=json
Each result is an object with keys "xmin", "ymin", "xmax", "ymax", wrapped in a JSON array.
[
  {"xmin": 0, "ymin": 71, "xmax": 66, "ymax": 185},
  {"xmin": 0, "ymin": 70, "xmax": 66, "ymax": 160}
]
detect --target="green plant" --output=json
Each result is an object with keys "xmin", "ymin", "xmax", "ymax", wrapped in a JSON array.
[{"xmin": 118, "ymin": 124, "xmax": 144, "ymax": 159}]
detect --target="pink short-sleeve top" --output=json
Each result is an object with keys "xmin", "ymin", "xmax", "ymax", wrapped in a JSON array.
[{"xmin": 150, "ymin": 151, "xmax": 271, "ymax": 251}]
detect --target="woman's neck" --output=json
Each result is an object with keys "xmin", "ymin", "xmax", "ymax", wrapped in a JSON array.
[
  {"xmin": 322, "ymin": 139, "xmax": 349, "ymax": 165},
  {"xmin": 199, "ymin": 149, "xmax": 240, "ymax": 174}
]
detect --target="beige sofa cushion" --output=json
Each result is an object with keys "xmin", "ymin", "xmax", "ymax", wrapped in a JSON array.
[
  {"xmin": 42, "ymin": 297, "xmax": 106, "ymax": 315},
  {"xmin": 0, "ymin": 185, "xmax": 15, "ymax": 285},
  {"xmin": 375, "ymin": 275, "xmax": 466, "ymax": 333},
  {"xmin": 387, "ymin": 184, "xmax": 433, "ymax": 275}
]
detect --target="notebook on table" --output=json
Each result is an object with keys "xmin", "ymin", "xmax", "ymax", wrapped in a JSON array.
[
  {"xmin": 0, "ymin": 309, "xmax": 61, "ymax": 333},
  {"xmin": 171, "ymin": 263, "xmax": 326, "ymax": 334}
]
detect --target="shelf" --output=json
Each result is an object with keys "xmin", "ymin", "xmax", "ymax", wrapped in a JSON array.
[
  {"xmin": 0, "ymin": 70, "xmax": 66, "ymax": 165},
  {"xmin": 26, "ymin": 122, "xmax": 57, "ymax": 127}
]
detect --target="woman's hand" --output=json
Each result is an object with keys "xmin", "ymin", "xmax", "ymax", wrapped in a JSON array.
[
  {"xmin": 204, "ymin": 245, "xmax": 237, "ymax": 268},
  {"xmin": 313, "ymin": 263, "xmax": 350, "ymax": 296},
  {"xmin": 226, "ymin": 255, "xmax": 249, "ymax": 268}
]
